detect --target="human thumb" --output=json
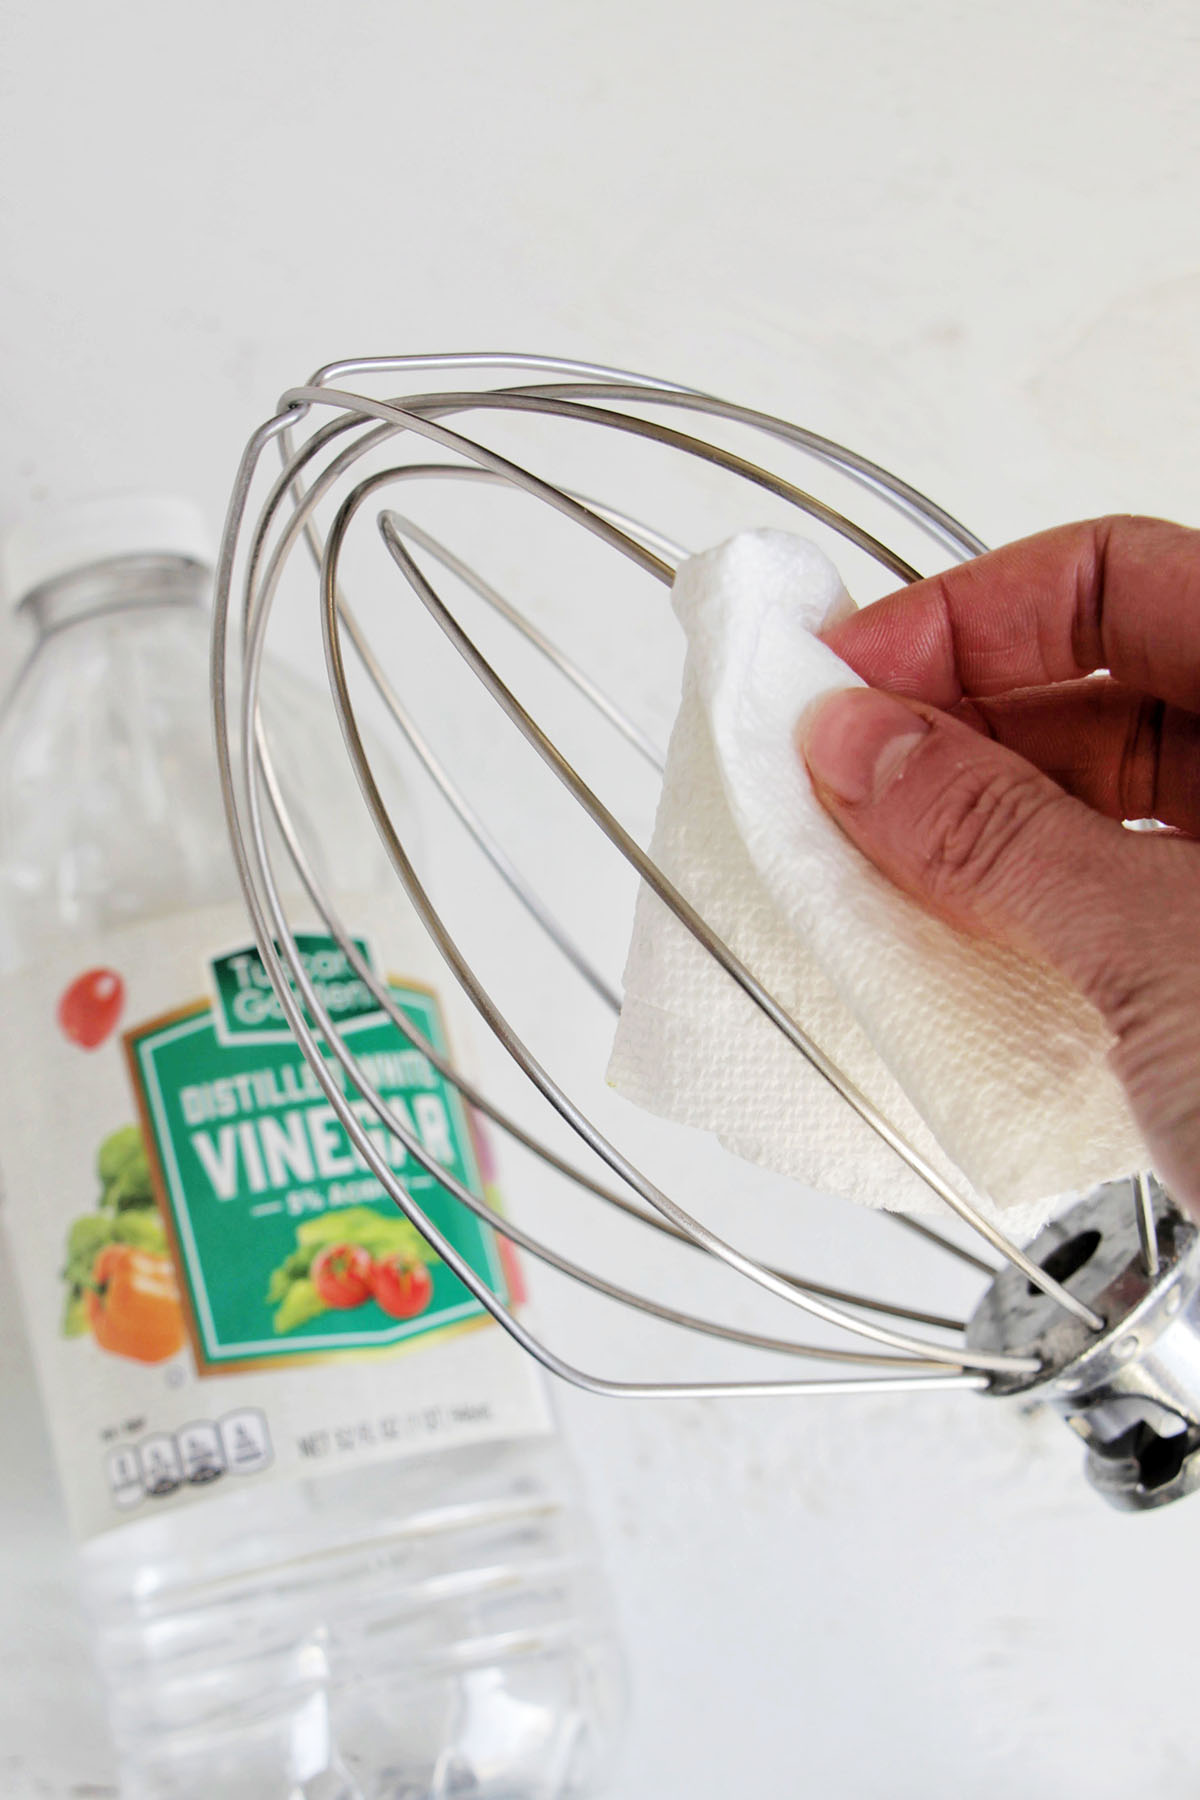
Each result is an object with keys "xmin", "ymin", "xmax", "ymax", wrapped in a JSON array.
[{"xmin": 797, "ymin": 685, "xmax": 1200, "ymax": 1215}]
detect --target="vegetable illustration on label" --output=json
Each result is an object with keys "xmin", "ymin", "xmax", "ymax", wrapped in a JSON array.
[
  {"xmin": 60, "ymin": 1124, "xmax": 185, "ymax": 1362},
  {"xmin": 265, "ymin": 1207, "xmax": 434, "ymax": 1334},
  {"xmin": 87, "ymin": 1244, "xmax": 186, "ymax": 1363},
  {"xmin": 311, "ymin": 1244, "xmax": 374, "ymax": 1309},
  {"xmin": 57, "ymin": 968, "xmax": 125, "ymax": 1050},
  {"xmin": 372, "ymin": 1255, "xmax": 434, "ymax": 1320}
]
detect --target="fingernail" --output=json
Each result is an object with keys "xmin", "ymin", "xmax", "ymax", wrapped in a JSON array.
[{"xmin": 797, "ymin": 688, "xmax": 930, "ymax": 805}]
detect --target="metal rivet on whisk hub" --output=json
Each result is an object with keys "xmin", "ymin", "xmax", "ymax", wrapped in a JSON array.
[{"xmin": 967, "ymin": 1176, "xmax": 1200, "ymax": 1511}]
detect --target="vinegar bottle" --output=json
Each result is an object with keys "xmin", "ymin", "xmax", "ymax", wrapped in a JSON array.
[{"xmin": 0, "ymin": 496, "xmax": 624, "ymax": 1800}]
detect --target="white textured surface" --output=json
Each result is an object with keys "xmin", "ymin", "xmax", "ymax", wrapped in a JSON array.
[
  {"xmin": 610, "ymin": 529, "xmax": 1145, "ymax": 1224},
  {"xmin": 2, "ymin": 3, "xmax": 1200, "ymax": 1798}
]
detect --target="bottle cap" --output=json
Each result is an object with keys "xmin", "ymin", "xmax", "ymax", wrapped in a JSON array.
[{"xmin": 1, "ymin": 494, "xmax": 214, "ymax": 610}]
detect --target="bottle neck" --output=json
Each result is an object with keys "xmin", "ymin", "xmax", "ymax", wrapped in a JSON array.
[{"xmin": 20, "ymin": 554, "xmax": 209, "ymax": 642}]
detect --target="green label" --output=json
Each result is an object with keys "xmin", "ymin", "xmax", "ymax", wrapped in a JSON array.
[{"xmin": 125, "ymin": 943, "xmax": 507, "ymax": 1372}]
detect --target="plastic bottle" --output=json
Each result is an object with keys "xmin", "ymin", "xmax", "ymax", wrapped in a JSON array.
[{"xmin": 0, "ymin": 497, "xmax": 624, "ymax": 1800}]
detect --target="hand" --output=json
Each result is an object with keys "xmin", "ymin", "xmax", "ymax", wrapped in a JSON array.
[{"xmin": 797, "ymin": 516, "xmax": 1200, "ymax": 1218}]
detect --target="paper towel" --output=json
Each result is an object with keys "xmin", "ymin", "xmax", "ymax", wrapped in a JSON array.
[{"xmin": 607, "ymin": 529, "xmax": 1146, "ymax": 1231}]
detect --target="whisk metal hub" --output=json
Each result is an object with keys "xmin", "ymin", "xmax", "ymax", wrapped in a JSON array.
[{"xmin": 967, "ymin": 1179, "xmax": 1200, "ymax": 1511}]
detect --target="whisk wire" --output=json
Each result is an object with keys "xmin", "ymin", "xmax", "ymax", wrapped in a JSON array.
[
  {"xmin": 271, "ymin": 430, "xmax": 995, "ymax": 1295},
  {"xmin": 211, "ymin": 354, "xmax": 1124, "ymax": 1408},
  {"xmin": 239, "ymin": 405, "xmax": 1007, "ymax": 1375},
  {"xmin": 317, "ymin": 483, "xmax": 1034, "ymax": 1371}
]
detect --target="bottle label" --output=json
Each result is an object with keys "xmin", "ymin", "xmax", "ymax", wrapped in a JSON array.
[{"xmin": 0, "ymin": 903, "xmax": 552, "ymax": 1540}]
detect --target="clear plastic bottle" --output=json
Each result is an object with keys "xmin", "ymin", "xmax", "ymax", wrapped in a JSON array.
[{"xmin": 0, "ymin": 497, "xmax": 624, "ymax": 1800}]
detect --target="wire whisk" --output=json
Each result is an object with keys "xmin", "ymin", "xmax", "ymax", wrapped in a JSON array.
[{"xmin": 211, "ymin": 355, "xmax": 1199, "ymax": 1508}]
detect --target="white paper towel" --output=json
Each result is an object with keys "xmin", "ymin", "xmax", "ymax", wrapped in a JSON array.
[{"xmin": 607, "ymin": 530, "xmax": 1146, "ymax": 1231}]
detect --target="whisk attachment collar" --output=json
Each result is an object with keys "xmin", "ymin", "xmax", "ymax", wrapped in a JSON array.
[{"xmin": 968, "ymin": 1178, "xmax": 1200, "ymax": 1511}]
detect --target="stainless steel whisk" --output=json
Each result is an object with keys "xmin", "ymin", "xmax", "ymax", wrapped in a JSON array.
[{"xmin": 212, "ymin": 354, "xmax": 1200, "ymax": 1511}]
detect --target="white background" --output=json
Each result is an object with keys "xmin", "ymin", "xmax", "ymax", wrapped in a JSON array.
[{"xmin": 1, "ymin": 3, "xmax": 1199, "ymax": 1797}]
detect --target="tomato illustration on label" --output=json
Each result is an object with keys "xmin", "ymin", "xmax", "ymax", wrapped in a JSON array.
[
  {"xmin": 371, "ymin": 1255, "xmax": 434, "ymax": 1320},
  {"xmin": 265, "ymin": 1207, "xmax": 435, "ymax": 1335},
  {"xmin": 311, "ymin": 1243, "xmax": 374, "ymax": 1309},
  {"xmin": 58, "ymin": 968, "xmax": 125, "ymax": 1049}
]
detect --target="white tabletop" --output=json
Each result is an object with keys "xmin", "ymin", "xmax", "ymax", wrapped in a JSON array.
[{"xmin": 2, "ymin": 4, "xmax": 1199, "ymax": 1795}]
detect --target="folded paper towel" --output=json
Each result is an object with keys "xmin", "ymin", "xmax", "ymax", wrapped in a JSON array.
[{"xmin": 607, "ymin": 529, "xmax": 1146, "ymax": 1233}]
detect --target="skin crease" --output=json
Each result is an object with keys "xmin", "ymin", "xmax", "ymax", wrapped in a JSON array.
[{"xmin": 796, "ymin": 516, "xmax": 1200, "ymax": 1221}]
